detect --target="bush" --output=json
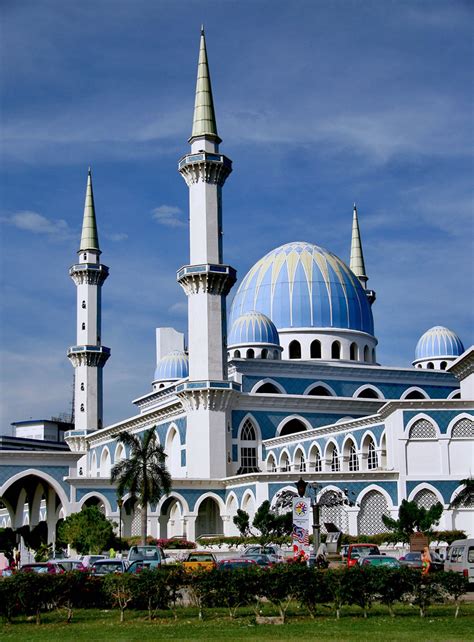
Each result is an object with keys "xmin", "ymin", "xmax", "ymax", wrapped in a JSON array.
[{"xmin": 155, "ymin": 538, "xmax": 196, "ymax": 550}]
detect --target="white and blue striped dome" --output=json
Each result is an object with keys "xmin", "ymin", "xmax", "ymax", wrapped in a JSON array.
[
  {"xmin": 229, "ymin": 242, "xmax": 374, "ymax": 335},
  {"xmin": 154, "ymin": 351, "xmax": 189, "ymax": 382},
  {"xmin": 415, "ymin": 326, "xmax": 464, "ymax": 361},
  {"xmin": 228, "ymin": 311, "xmax": 280, "ymax": 347}
]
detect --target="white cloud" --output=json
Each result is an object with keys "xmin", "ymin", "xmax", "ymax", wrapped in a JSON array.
[
  {"xmin": 105, "ymin": 232, "xmax": 128, "ymax": 242},
  {"xmin": 1, "ymin": 211, "xmax": 72, "ymax": 238},
  {"xmin": 168, "ymin": 301, "xmax": 187, "ymax": 316},
  {"xmin": 152, "ymin": 205, "xmax": 186, "ymax": 228}
]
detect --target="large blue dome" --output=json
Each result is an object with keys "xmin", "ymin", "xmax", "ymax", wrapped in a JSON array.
[
  {"xmin": 228, "ymin": 311, "xmax": 280, "ymax": 347},
  {"xmin": 154, "ymin": 351, "xmax": 189, "ymax": 382},
  {"xmin": 415, "ymin": 326, "xmax": 464, "ymax": 361},
  {"xmin": 229, "ymin": 242, "xmax": 374, "ymax": 334}
]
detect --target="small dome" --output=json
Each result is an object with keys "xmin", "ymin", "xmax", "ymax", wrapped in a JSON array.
[
  {"xmin": 415, "ymin": 326, "xmax": 464, "ymax": 361},
  {"xmin": 228, "ymin": 311, "xmax": 280, "ymax": 347},
  {"xmin": 154, "ymin": 351, "xmax": 189, "ymax": 382},
  {"xmin": 229, "ymin": 241, "xmax": 374, "ymax": 335}
]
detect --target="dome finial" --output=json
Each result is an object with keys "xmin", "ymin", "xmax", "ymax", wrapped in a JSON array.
[{"xmin": 350, "ymin": 203, "xmax": 367, "ymax": 286}]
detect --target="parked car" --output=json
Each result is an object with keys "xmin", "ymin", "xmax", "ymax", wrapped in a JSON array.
[
  {"xmin": 357, "ymin": 555, "xmax": 400, "ymax": 568},
  {"xmin": 90, "ymin": 559, "xmax": 128, "ymax": 575},
  {"xmin": 399, "ymin": 551, "xmax": 444, "ymax": 572},
  {"xmin": 19, "ymin": 562, "xmax": 65, "ymax": 574},
  {"xmin": 182, "ymin": 551, "xmax": 217, "ymax": 571},
  {"xmin": 80, "ymin": 554, "xmax": 106, "ymax": 569},
  {"xmin": 127, "ymin": 545, "xmax": 166, "ymax": 564},
  {"xmin": 239, "ymin": 553, "xmax": 273, "ymax": 567},
  {"xmin": 49, "ymin": 558, "xmax": 85, "ymax": 572},
  {"xmin": 442, "ymin": 539, "xmax": 474, "ymax": 583},
  {"xmin": 217, "ymin": 558, "xmax": 257, "ymax": 570},
  {"xmin": 346, "ymin": 544, "xmax": 380, "ymax": 567},
  {"xmin": 242, "ymin": 545, "xmax": 284, "ymax": 563},
  {"xmin": 126, "ymin": 559, "xmax": 162, "ymax": 574}
]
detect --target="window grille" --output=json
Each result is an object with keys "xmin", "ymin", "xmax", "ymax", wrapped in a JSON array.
[
  {"xmin": 367, "ymin": 441, "xmax": 378, "ymax": 469},
  {"xmin": 413, "ymin": 489, "xmax": 439, "ymax": 510},
  {"xmin": 357, "ymin": 490, "xmax": 389, "ymax": 535},
  {"xmin": 241, "ymin": 419, "xmax": 256, "ymax": 441},
  {"xmin": 297, "ymin": 454, "xmax": 306, "ymax": 472},
  {"xmin": 349, "ymin": 443, "xmax": 359, "ymax": 471},
  {"xmin": 238, "ymin": 419, "xmax": 259, "ymax": 474},
  {"xmin": 451, "ymin": 418, "xmax": 474, "ymax": 438},
  {"xmin": 330, "ymin": 447, "xmax": 340, "ymax": 472},
  {"xmin": 312, "ymin": 450, "xmax": 322, "ymax": 472},
  {"xmin": 409, "ymin": 419, "xmax": 436, "ymax": 439}
]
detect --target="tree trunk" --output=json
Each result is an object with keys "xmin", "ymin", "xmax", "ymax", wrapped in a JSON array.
[{"xmin": 141, "ymin": 502, "xmax": 148, "ymax": 545}]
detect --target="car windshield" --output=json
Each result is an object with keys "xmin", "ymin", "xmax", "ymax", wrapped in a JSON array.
[
  {"xmin": 93, "ymin": 563, "xmax": 122, "ymax": 574},
  {"xmin": 129, "ymin": 547, "xmax": 160, "ymax": 560},
  {"xmin": 351, "ymin": 546, "xmax": 379, "ymax": 556},
  {"xmin": 187, "ymin": 554, "xmax": 214, "ymax": 562},
  {"xmin": 405, "ymin": 553, "xmax": 421, "ymax": 560}
]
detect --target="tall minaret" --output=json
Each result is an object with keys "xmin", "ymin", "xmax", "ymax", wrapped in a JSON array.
[
  {"xmin": 176, "ymin": 29, "xmax": 237, "ymax": 478},
  {"xmin": 67, "ymin": 169, "xmax": 110, "ymax": 433},
  {"xmin": 350, "ymin": 204, "xmax": 376, "ymax": 305}
]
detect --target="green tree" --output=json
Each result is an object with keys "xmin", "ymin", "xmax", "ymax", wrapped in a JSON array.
[
  {"xmin": 232, "ymin": 508, "xmax": 251, "ymax": 537},
  {"xmin": 449, "ymin": 478, "xmax": 474, "ymax": 509},
  {"xmin": 58, "ymin": 505, "xmax": 115, "ymax": 554},
  {"xmin": 111, "ymin": 427, "xmax": 171, "ymax": 545},
  {"xmin": 252, "ymin": 500, "xmax": 292, "ymax": 544},
  {"xmin": 382, "ymin": 499, "xmax": 443, "ymax": 543}
]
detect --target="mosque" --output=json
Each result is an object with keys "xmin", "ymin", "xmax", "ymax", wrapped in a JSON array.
[{"xmin": 0, "ymin": 31, "xmax": 472, "ymax": 545}]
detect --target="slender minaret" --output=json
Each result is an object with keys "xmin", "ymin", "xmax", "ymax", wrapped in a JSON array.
[
  {"xmin": 350, "ymin": 204, "xmax": 376, "ymax": 304},
  {"xmin": 176, "ymin": 29, "xmax": 237, "ymax": 478},
  {"xmin": 67, "ymin": 169, "xmax": 110, "ymax": 433}
]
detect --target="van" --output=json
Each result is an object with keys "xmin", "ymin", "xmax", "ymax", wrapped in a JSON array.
[{"xmin": 444, "ymin": 539, "xmax": 474, "ymax": 584}]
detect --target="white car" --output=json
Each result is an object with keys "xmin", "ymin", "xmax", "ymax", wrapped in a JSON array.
[{"xmin": 242, "ymin": 545, "xmax": 284, "ymax": 563}]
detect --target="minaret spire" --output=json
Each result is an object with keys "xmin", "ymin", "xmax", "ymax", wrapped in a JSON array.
[
  {"xmin": 190, "ymin": 27, "xmax": 220, "ymax": 144},
  {"xmin": 79, "ymin": 168, "xmax": 100, "ymax": 253},
  {"xmin": 350, "ymin": 204, "xmax": 367, "ymax": 285},
  {"xmin": 350, "ymin": 204, "xmax": 376, "ymax": 304}
]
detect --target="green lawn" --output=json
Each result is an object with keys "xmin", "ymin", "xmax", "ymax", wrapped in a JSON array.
[{"xmin": 2, "ymin": 604, "xmax": 474, "ymax": 641}]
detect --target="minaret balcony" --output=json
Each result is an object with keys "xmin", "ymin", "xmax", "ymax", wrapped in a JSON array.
[
  {"xmin": 70, "ymin": 263, "xmax": 109, "ymax": 286},
  {"xmin": 67, "ymin": 345, "xmax": 111, "ymax": 368},
  {"xmin": 178, "ymin": 152, "xmax": 232, "ymax": 186},
  {"xmin": 177, "ymin": 263, "xmax": 237, "ymax": 296}
]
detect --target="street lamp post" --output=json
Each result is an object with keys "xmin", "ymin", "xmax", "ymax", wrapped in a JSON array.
[{"xmin": 117, "ymin": 497, "xmax": 123, "ymax": 555}]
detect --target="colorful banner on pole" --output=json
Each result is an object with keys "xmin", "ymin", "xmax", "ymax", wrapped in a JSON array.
[{"xmin": 292, "ymin": 497, "xmax": 311, "ymax": 560}]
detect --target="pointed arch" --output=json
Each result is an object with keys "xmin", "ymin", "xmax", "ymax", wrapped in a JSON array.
[
  {"xmin": 78, "ymin": 492, "xmax": 113, "ymax": 516},
  {"xmin": 405, "ymin": 414, "xmax": 439, "ymax": 439},
  {"xmin": 401, "ymin": 386, "xmax": 429, "ymax": 400},
  {"xmin": 157, "ymin": 491, "xmax": 190, "ymax": 515},
  {"xmin": 342, "ymin": 435, "xmax": 359, "ymax": 472},
  {"xmin": 90, "ymin": 451, "xmax": 98, "ymax": 477},
  {"xmin": 407, "ymin": 483, "xmax": 444, "ymax": 506},
  {"xmin": 353, "ymin": 384, "xmax": 384, "ymax": 400},
  {"xmin": 304, "ymin": 381, "xmax": 336, "ymax": 396},
  {"xmin": 266, "ymin": 452, "xmax": 277, "ymax": 472},
  {"xmin": 447, "ymin": 413, "xmax": 474, "ymax": 438},
  {"xmin": 289, "ymin": 340, "xmax": 301, "ymax": 359},
  {"xmin": 331, "ymin": 341, "xmax": 341, "ymax": 359},
  {"xmin": 0, "ymin": 469, "xmax": 70, "ymax": 514},
  {"xmin": 115, "ymin": 443, "xmax": 126, "ymax": 464},
  {"xmin": 165, "ymin": 423, "xmax": 181, "ymax": 477},
  {"xmin": 278, "ymin": 449, "xmax": 291, "ymax": 472},
  {"xmin": 310, "ymin": 339, "xmax": 322, "ymax": 358},
  {"xmin": 293, "ymin": 446, "xmax": 306, "ymax": 472},
  {"xmin": 277, "ymin": 415, "xmax": 311, "ymax": 437},
  {"xmin": 237, "ymin": 415, "xmax": 260, "ymax": 474},
  {"xmin": 324, "ymin": 440, "xmax": 340, "ymax": 472},
  {"xmin": 100, "ymin": 446, "xmax": 111, "ymax": 477},
  {"xmin": 447, "ymin": 389, "xmax": 461, "ymax": 400},
  {"xmin": 360, "ymin": 431, "xmax": 378, "ymax": 470},
  {"xmin": 308, "ymin": 442, "xmax": 322, "ymax": 472},
  {"xmin": 250, "ymin": 378, "xmax": 286, "ymax": 394},
  {"xmin": 356, "ymin": 486, "xmax": 391, "ymax": 535}
]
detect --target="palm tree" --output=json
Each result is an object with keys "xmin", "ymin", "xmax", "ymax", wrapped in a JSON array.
[
  {"xmin": 449, "ymin": 478, "xmax": 474, "ymax": 509},
  {"xmin": 111, "ymin": 427, "xmax": 171, "ymax": 545}
]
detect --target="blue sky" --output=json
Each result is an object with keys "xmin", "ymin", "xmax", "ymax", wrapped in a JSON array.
[{"xmin": 1, "ymin": 1, "xmax": 473, "ymax": 431}]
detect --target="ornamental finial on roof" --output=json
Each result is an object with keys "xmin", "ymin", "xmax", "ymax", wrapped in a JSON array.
[{"xmin": 190, "ymin": 28, "xmax": 221, "ymax": 143}]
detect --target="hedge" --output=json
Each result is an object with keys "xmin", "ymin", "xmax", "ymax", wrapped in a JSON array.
[{"xmin": 0, "ymin": 566, "xmax": 468, "ymax": 624}]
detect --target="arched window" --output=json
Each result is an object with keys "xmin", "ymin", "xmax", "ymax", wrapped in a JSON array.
[
  {"xmin": 308, "ymin": 385, "xmax": 332, "ymax": 397},
  {"xmin": 246, "ymin": 349, "xmax": 255, "ymax": 359},
  {"xmin": 82, "ymin": 301, "xmax": 86, "ymax": 309},
  {"xmin": 451, "ymin": 418, "xmax": 474, "ymax": 438},
  {"xmin": 80, "ymin": 403, "xmax": 85, "ymax": 412},
  {"xmin": 289, "ymin": 340, "xmax": 301, "ymax": 359},
  {"xmin": 356, "ymin": 387, "xmax": 380, "ymax": 399},
  {"xmin": 363, "ymin": 345, "xmax": 370, "ymax": 361},
  {"xmin": 427, "ymin": 362, "xmax": 434, "ymax": 369},
  {"xmin": 440, "ymin": 361, "xmax": 447, "ymax": 370},
  {"xmin": 82, "ymin": 322, "xmax": 86, "ymax": 330},
  {"xmin": 267, "ymin": 455, "xmax": 277, "ymax": 472},
  {"xmin": 413, "ymin": 489, "xmax": 439, "ymax": 510},
  {"xmin": 372, "ymin": 348, "xmax": 376, "ymax": 363},
  {"xmin": 280, "ymin": 418, "xmax": 307, "ymax": 437},
  {"xmin": 404, "ymin": 390, "xmax": 425, "ymax": 400},
  {"xmin": 450, "ymin": 391, "xmax": 460, "ymax": 399},
  {"xmin": 279, "ymin": 452, "xmax": 290, "ymax": 472},
  {"xmin": 83, "ymin": 253, "xmax": 87, "ymax": 260},
  {"xmin": 261, "ymin": 348, "xmax": 268, "ymax": 359},
  {"xmin": 234, "ymin": 350, "xmax": 241, "ymax": 358},
  {"xmin": 80, "ymin": 382, "xmax": 84, "ymax": 391},
  {"xmin": 409, "ymin": 419, "xmax": 436, "ymax": 439},
  {"xmin": 350, "ymin": 342, "xmax": 357, "ymax": 361},
  {"xmin": 255, "ymin": 382, "xmax": 281, "ymax": 394},
  {"xmin": 309, "ymin": 445, "xmax": 322, "ymax": 472},
  {"xmin": 349, "ymin": 443, "xmax": 359, "ymax": 471},
  {"xmin": 331, "ymin": 341, "xmax": 341, "ymax": 359},
  {"xmin": 295, "ymin": 450, "xmax": 306, "ymax": 472},
  {"xmin": 273, "ymin": 350, "xmax": 279, "ymax": 360},
  {"xmin": 367, "ymin": 440, "xmax": 378, "ymax": 469},
  {"xmin": 416, "ymin": 364, "xmax": 422, "ymax": 369},
  {"xmin": 311, "ymin": 340, "xmax": 321, "ymax": 358},
  {"xmin": 238, "ymin": 419, "xmax": 259, "ymax": 474},
  {"xmin": 357, "ymin": 490, "xmax": 389, "ymax": 535},
  {"xmin": 331, "ymin": 447, "xmax": 340, "ymax": 471}
]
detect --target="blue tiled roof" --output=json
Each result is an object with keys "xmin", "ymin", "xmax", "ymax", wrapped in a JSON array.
[
  {"xmin": 228, "ymin": 311, "xmax": 280, "ymax": 347},
  {"xmin": 154, "ymin": 351, "xmax": 189, "ymax": 381},
  {"xmin": 415, "ymin": 326, "xmax": 464, "ymax": 360},
  {"xmin": 229, "ymin": 242, "xmax": 374, "ymax": 335}
]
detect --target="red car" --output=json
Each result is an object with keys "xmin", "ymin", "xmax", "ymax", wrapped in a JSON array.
[
  {"xmin": 19, "ymin": 562, "xmax": 65, "ymax": 574},
  {"xmin": 346, "ymin": 544, "xmax": 380, "ymax": 567}
]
